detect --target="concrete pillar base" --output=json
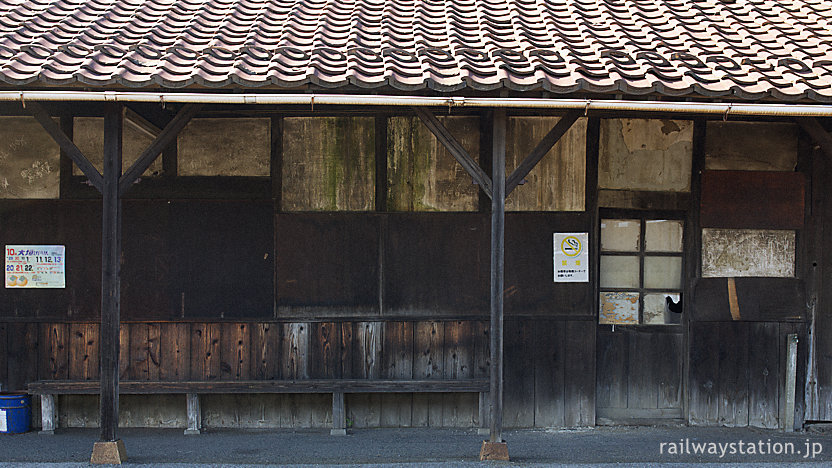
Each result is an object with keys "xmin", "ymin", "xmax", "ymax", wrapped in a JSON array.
[
  {"xmin": 479, "ymin": 440, "xmax": 509, "ymax": 461},
  {"xmin": 91, "ymin": 439, "xmax": 127, "ymax": 465}
]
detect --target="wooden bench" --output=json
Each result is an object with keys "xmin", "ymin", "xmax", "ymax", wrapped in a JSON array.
[{"xmin": 28, "ymin": 379, "xmax": 490, "ymax": 436}]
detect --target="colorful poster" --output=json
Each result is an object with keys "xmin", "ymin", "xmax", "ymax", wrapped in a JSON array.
[
  {"xmin": 5, "ymin": 245, "xmax": 65, "ymax": 288},
  {"xmin": 553, "ymin": 233, "xmax": 589, "ymax": 283}
]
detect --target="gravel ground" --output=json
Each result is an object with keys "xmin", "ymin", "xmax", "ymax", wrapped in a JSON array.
[{"xmin": 1, "ymin": 425, "xmax": 831, "ymax": 466}]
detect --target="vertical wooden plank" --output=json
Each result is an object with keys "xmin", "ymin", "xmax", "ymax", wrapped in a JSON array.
[
  {"xmin": 311, "ymin": 322, "xmax": 340, "ymax": 379},
  {"xmin": 159, "ymin": 323, "xmax": 190, "ymax": 381},
  {"xmin": 147, "ymin": 323, "xmax": 161, "ymax": 381},
  {"xmin": 503, "ymin": 318, "xmax": 535, "ymax": 428},
  {"xmin": 656, "ymin": 332, "xmax": 683, "ymax": 410},
  {"xmin": 282, "ymin": 322, "xmax": 311, "ymax": 427},
  {"xmin": 129, "ymin": 323, "xmax": 149, "ymax": 380},
  {"xmin": 381, "ymin": 321, "xmax": 413, "ymax": 427},
  {"xmin": 563, "ymin": 320, "xmax": 595, "ymax": 427},
  {"xmin": 489, "ymin": 107, "xmax": 507, "ymax": 441},
  {"xmin": 689, "ymin": 322, "xmax": 720, "ymax": 425},
  {"xmin": 748, "ymin": 322, "xmax": 779, "ymax": 428},
  {"xmin": 595, "ymin": 328, "xmax": 628, "ymax": 411},
  {"xmin": 118, "ymin": 323, "xmax": 129, "ymax": 380},
  {"xmin": 473, "ymin": 320, "xmax": 490, "ymax": 430},
  {"xmin": 221, "ymin": 323, "xmax": 250, "ymax": 380},
  {"xmin": 43, "ymin": 323, "xmax": 69, "ymax": 380},
  {"xmin": 0, "ymin": 323, "xmax": 7, "ymax": 390},
  {"xmin": 191, "ymin": 323, "xmax": 221, "ymax": 380},
  {"xmin": 339, "ymin": 321, "xmax": 354, "ymax": 379},
  {"xmin": 250, "ymin": 322, "xmax": 279, "ymax": 380},
  {"xmin": 7, "ymin": 323, "xmax": 38, "ymax": 391},
  {"xmin": 443, "ymin": 320, "xmax": 475, "ymax": 427},
  {"xmin": 780, "ymin": 322, "xmax": 807, "ymax": 430},
  {"xmin": 628, "ymin": 330, "xmax": 658, "ymax": 409},
  {"xmin": 535, "ymin": 320, "xmax": 565, "ymax": 428},
  {"xmin": 412, "ymin": 321, "xmax": 443, "ymax": 426},
  {"xmin": 350, "ymin": 321, "xmax": 382, "ymax": 427},
  {"xmin": 718, "ymin": 322, "xmax": 749, "ymax": 427},
  {"xmin": 69, "ymin": 323, "xmax": 98, "ymax": 381}
]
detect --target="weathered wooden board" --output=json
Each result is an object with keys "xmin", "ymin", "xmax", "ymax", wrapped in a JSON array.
[
  {"xmin": 505, "ymin": 213, "xmax": 592, "ymax": 316},
  {"xmin": 381, "ymin": 321, "xmax": 413, "ymax": 427},
  {"xmin": 505, "ymin": 116, "xmax": 587, "ymax": 211},
  {"xmin": 159, "ymin": 323, "xmax": 190, "ymax": 381},
  {"xmin": 40, "ymin": 323, "xmax": 69, "ymax": 380},
  {"xmin": 442, "ymin": 320, "xmax": 475, "ymax": 427},
  {"xmin": 656, "ymin": 332, "xmax": 683, "ymax": 410},
  {"xmin": 702, "ymin": 229, "xmax": 796, "ymax": 278},
  {"xmin": 6, "ymin": 323, "xmax": 38, "ymax": 391},
  {"xmin": 689, "ymin": 322, "xmax": 720, "ymax": 425},
  {"xmin": 387, "ymin": 116, "xmax": 479, "ymax": 212},
  {"xmin": 220, "ymin": 323, "xmax": 250, "ymax": 380},
  {"xmin": 693, "ymin": 278, "xmax": 805, "ymax": 321},
  {"xmin": 190, "ymin": 323, "xmax": 221, "ymax": 380},
  {"xmin": 282, "ymin": 117, "xmax": 375, "ymax": 211},
  {"xmin": 0, "ymin": 201, "xmax": 100, "ymax": 320},
  {"xmin": 534, "ymin": 320, "xmax": 566, "ymax": 428},
  {"xmin": 178, "ymin": 118, "xmax": 270, "ymax": 176},
  {"xmin": 504, "ymin": 319, "xmax": 535, "ymax": 428},
  {"xmin": 412, "ymin": 321, "xmax": 444, "ymax": 426},
  {"xmin": 384, "ymin": 214, "xmax": 488, "ymax": 315},
  {"xmin": 0, "ymin": 116, "xmax": 60, "ymax": 198},
  {"xmin": 562, "ymin": 321, "xmax": 595, "ymax": 427},
  {"xmin": 0, "ymin": 323, "xmax": 7, "ymax": 390},
  {"xmin": 172, "ymin": 201, "xmax": 274, "ymax": 319},
  {"xmin": 595, "ymin": 328, "xmax": 628, "ymax": 410},
  {"xmin": 276, "ymin": 214, "xmax": 380, "ymax": 313},
  {"xmin": 250, "ymin": 322, "xmax": 279, "ymax": 380},
  {"xmin": 705, "ymin": 122, "xmax": 798, "ymax": 171},
  {"xmin": 701, "ymin": 171, "xmax": 804, "ymax": 229},
  {"xmin": 68, "ymin": 323, "xmax": 98, "ymax": 381},
  {"xmin": 748, "ymin": 322, "xmax": 779, "ymax": 429}
]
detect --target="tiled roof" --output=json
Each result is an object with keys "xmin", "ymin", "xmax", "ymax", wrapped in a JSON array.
[{"xmin": 0, "ymin": 0, "xmax": 831, "ymax": 101}]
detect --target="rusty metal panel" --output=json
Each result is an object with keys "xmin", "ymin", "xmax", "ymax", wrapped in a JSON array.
[
  {"xmin": 702, "ymin": 228, "xmax": 795, "ymax": 278},
  {"xmin": 599, "ymin": 292, "xmax": 639, "ymax": 324},
  {"xmin": 282, "ymin": 117, "xmax": 375, "ymax": 211},
  {"xmin": 387, "ymin": 116, "xmax": 478, "ymax": 211},
  {"xmin": 0, "ymin": 117, "xmax": 59, "ymax": 198},
  {"xmin": 74, "ymin": 116, "xmax": 161, "ymax": 177},
  {"xmin": 705, "ymin": 122, "xmax": 797, "ymax": 171},
  {"xmin": 599, "ymin": 118, "xmax": 693, "ymax": 192},
  {"xmin": 505, "ymin": 117, "xmax": 586, "ymax": 211},
  {"xmin": 178, "ymin": 118, "xmax": 270, "ymax": 176},
  {"xmin": 701, "ymin": 170, "xmax": 804, "ymax": 229}
]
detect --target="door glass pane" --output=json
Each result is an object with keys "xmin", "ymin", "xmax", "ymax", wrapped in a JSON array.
[
  {"xmin": 601, "ymin": 219, "xmax": 640, "ymax": 252},
  {"xmin": 600, "ymin": 255, "xmax": 640, "ymax": 288},
  {"xmin": 644, "ymin": 257, "xmax": 682, "ymax": 289},
  {"xmin": 646, "ymin": 220, "xmax": 683, "ymax": 252},
  {"xmin": 599, "ymin": 291, "xmax": 639, "ymax": 324},
  {"xmin": 644, "ymin": 293, "xmax": 681, "ymax": 325}
]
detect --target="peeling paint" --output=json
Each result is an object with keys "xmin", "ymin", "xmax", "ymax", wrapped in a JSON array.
[
  {"xmin": 599, "ymin": 118, "xmax": 693, "ymax": 192},
  {"xmin": 702, "ymin": 228, "xmax": 795, "ymax": 277}
]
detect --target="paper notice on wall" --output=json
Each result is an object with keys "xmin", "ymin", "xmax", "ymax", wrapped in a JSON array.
[
  {"xmin": 0, "ymin": 409, "xmax": 6, "ymax": 432},
  {"xmin": 554, "ymin": 233, "xmax": 589, "ymax": 282},
  {"xmin": 5, "ymin": 245, "xmax": 65, "ymax": 288}
]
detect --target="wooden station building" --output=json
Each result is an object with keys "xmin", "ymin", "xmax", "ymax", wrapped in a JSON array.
[{"xmin": 1, "ymin": 0, "xmax": 832, "ymax": 460}]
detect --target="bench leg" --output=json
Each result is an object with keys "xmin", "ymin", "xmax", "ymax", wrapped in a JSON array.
[
  {"xmin": 184, "ymin": 393, "xmax": 201, "ymax": 435},
  {"xmin": 331, "ymin": 391, "xmax": 346, "ymax": 436},
  {"xmin": 40, "ymin": 394, "xmax": 57, "ymax": 435},
  {"xmin": 478, "ymin": 392, "xmax": 490, "ymax": 436}
]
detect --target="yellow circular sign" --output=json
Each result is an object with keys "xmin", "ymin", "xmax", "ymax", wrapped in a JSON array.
[{"xmin": 560, "ymin": 236, "xmax": 582, "ymax": 257}]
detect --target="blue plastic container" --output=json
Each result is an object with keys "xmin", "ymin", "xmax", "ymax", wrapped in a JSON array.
[{"xmin": 0, "ymin": 393, "xmax": 31, "ymax": 434}]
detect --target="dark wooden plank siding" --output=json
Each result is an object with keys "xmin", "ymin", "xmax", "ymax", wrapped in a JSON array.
[
  {"xmin": 250, "ymin": 322, "xmax": 279, "ymax": 380},
  {"xmin": 505, "ymin": 213, "xmax": 592, "ymax": 317},
  {"xmin": 689, "ymin": 322, "xmax": 720, "ymax": 425},
  {"xmin": 534, "ymin": 319, "xmax": 565, "ymax": 428},
  {"xmin": 596, "ymin": 328, "xmax": 628, "ymax": 409},
  {"xmin": 563, "ymin": 320, "xmax": 595, "ymax": 427},
  {"xmin": 717, "ymin": 322, "xmax": 749, "ymax": 427},
  {"xmin": 6, "ymin": 323, "xmax": 38, "ymax": 391},
  {"xmin": 700, "ymin": 170, "xmax": 805, "ymax": 229},
  {"xmin": 0, "ymin": 323, "xmax": 7, "ymax": 390},
  {"xmin": 504, "ymin": 318, "xmax": 535, "ymax": 428},
  {"xmin": 748, "ymin": 322, "xmax": 780, "ymax": 429},
  {"xmin": 159, "ymin": 323, "xmax": 190, "ymax": 381}
]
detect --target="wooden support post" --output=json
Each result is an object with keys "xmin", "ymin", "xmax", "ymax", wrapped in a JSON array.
[
  {"xmin": 39, "ymin": 394, "xmax": 57, "ymax": 435},
  {"xmin": 482, "ymin": 108, "xmax": 509, "ymax": 461},
  {"xmin": 478, "ymin": 391, "xmax": 490, "ymax": 436},
  {"xmin": 784, "ymin": 333, "xmax": 798, "ymax": 432},
  {"xmin": 331, "ymin": 390, "xmax": 346, "ymax": 436},
  {"xmin": 99, "ymin": 103, "xmax": 123, "ymax": 444},
  {"xmin": 185, "ymin": 393, "xmax": 201, "ymax": 435}
]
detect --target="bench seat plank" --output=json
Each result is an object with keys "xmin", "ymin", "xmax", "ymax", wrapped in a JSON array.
[{"xmin": 28, "ymin": 379, "xmax": 489, "ymax": 395}]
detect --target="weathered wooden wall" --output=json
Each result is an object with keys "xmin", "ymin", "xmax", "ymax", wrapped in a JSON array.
[{"xmin": 0, "ymin": 318, "xmax": 594, "ymax": 429}]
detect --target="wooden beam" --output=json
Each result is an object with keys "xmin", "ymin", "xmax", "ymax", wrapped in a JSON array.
[
  {"xmin": 797, "ymin": 118, "xmax": 832, "ymax": 161},
  {"xmin": 118, "ymin": 103, "xmax": 201, "ymax": 195},
  {"xmin": 99, "ymin": 103, "xmax": 123, "ymax": 443},
  {"xmin": 58, "ymin": 115, "xmax": 74, "ymax": 199},
  {"xmin": 505, "ymin": 111, "xmax": 581, "ymax": 195},
  {"xmin": 375, "ymin": 116, "xmax": 388, "ymax": 212},
  {"xmin": 124, "ymin": 107, "xmax": 161, "ymax": 140},
  {"xmin": 412, "ymin": 107, "xmax": 493, "ymax": 197},
  {"xmin": 28, "ymin": 102, "xmax": 103, "ymax": 192},
  {"xmin": 489, "ymin": 108, "xmax": 506, "ymax": 443}
]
